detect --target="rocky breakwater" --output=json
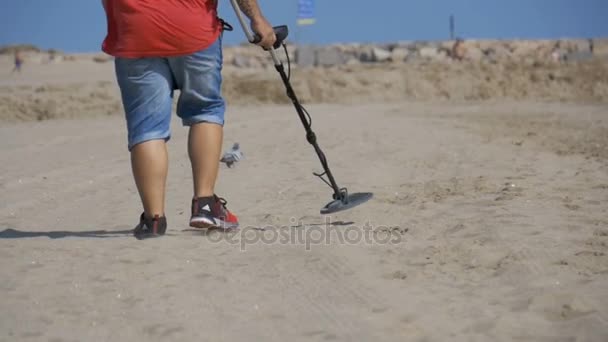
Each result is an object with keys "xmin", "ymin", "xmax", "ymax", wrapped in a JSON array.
[
  {"xmin": 222, "ymin": 38, "xmax": 606, "ymax": 68},
  {"xmin": 218, "ymin": 38, "xmax": 608, "ymax": 105}
]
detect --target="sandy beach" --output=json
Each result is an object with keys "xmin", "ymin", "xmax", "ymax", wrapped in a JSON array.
[{"xmin": 1, "ymin": 49, "xmax": 608, "ymax": 341}]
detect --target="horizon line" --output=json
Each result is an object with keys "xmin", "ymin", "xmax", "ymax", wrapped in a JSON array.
[{"xmin": 1, "ymin": 35, "xmax": 606, "ymax": 54}]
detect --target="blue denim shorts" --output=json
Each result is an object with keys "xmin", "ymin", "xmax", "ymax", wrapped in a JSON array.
[{"xmin": 114, "ymin": 36, "xmax": 225, "ymax": 150}]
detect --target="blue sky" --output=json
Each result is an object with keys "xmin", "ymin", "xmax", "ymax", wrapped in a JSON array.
[{"xmin": 0, "ymin": 0, "xmax": 607, "ymax": 52}]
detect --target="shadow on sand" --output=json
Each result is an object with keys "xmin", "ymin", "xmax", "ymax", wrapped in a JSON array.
[
  {"xmin": 0, "ymin": 228, "xmax": 133, "ymax": 239},
  {"xmin": 1, "ymin": 221, "xmax": 357, "ymax": 239}
]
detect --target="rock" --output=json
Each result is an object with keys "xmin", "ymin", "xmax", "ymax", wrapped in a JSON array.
[
  {"xmin": 419, "ymin": 47, "xmax": 440, "ymax": 60},
  {"xmin": 372, "ymin": 47, "xmax": 391, "ymax": 62},
  {"xmin": 390, "ymin": 47, "xmax": 410, "ymax": 62},
  {"xmin": 440, "ymin": 40, "xmax": 456, "ymax": 52},
  {"xmin": 358, "ymin": 47, "xmax": 374, "ymax": 63},
  {"xmin": 334, "ymin": 44, "xmax": 355, "ymax": 53},
  {"xmin": 315, "ymin": 47, "xmax": 345, "ymax": 66},
  {"xmin": 333, "ymin": 44, "xmax": 360, "ymax": 63},
  {"xmin": 412, "ymin": 40, "xmax": 434, "ymax": 50}
]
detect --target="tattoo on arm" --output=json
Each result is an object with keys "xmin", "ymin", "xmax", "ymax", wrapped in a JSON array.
[{"xmin": 236, "ymin": 0, "xmax": 262, "ymax": 20}]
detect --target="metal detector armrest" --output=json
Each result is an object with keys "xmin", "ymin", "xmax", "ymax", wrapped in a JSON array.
[{"xmin": 273, "ymin": 25, "xmax": 289, "ymax": 48}]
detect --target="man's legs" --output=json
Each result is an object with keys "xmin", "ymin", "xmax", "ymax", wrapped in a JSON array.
[
  {"xmin": 115, "ymin": 57, "xmax": 174, "ymax": 238},
  {"xmin": 169, "ymin": 36, "xmax": 239, "ymax": 229}
]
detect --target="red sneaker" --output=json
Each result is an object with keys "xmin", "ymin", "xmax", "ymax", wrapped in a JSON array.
[{"xmin": 190, "ymin": 195, "xmax": 239, "ymax": 230}]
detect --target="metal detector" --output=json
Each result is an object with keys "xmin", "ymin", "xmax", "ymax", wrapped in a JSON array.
[{"xmin": 228, "ymin": 0, "xmax": 373, "ymax": 214}]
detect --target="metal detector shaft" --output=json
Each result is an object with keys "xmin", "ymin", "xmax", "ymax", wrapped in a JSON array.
[
  {"xmin": 274, "ymin": 64, "xmax": 344, "ymax": 199},
  {"xmin": 228, "ymin": 0, "xmax": 345, "ymax": 201}
]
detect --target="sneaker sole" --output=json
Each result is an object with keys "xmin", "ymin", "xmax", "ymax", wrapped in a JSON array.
[{"xmin": 190, "ymin": 216, "xmax": 239, "ymax": 230}]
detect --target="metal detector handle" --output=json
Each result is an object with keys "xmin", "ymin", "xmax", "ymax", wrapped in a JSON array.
[{"xmin": 228, "ymin": 0, "xmax": 281, "ymax": 66}]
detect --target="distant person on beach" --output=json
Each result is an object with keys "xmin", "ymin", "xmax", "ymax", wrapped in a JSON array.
[
  {"xmin": 12, "ymin": 50, "xmax": 23, "ymax": 72},
  {"xmin": 451, "ymin": 38, "xmax": 466, "ymax": 61},
  {"xmin": 101, "ymin": 0, "xmax": 276, "ymax": 239},
  {"xmin": 551, "ymin": 42, "xmax": 563, "ymax": 62},
  {"xmin": 48, "ymin": 50, "xmax": 57, "ymax": 63}
]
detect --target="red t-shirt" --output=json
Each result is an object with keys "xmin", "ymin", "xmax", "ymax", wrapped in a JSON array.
[{"xmin": 102, "ymin": 0, "xmax": 222, "ymax": 58}]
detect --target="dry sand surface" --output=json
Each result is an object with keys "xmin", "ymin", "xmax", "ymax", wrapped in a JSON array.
[{"xmin": 1, "ymin": 52, "xmax": 608, "ymax": 341}]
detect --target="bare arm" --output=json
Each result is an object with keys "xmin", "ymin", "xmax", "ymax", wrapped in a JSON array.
[{"xmin": 236, "ymin": 0, "xmax": 263, "ymax": 21}]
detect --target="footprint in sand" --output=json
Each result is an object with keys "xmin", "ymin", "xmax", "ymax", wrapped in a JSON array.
[
  {"xmin": 383, "ymin": 270, "xmax": 408, "ymax": 280},
  {"xmin": 495, "ymin": 182, "xmax": 524, "ymax": 201},
  {"xmin": 528, "ymin": 292, "xmax": 597, "ymax": 322}
]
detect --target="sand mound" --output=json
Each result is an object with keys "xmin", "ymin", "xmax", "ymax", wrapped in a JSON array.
[
  {"xmin": 1, "ymin": 55, "xmax": 607, "ymax": 123},
  {"xmin": 222, "ymin": 59, "xmax": 608, "ymax": 105},
  {"xmin": 0, "ymin": 82, "xmax": 121, "ymax": 122}
]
